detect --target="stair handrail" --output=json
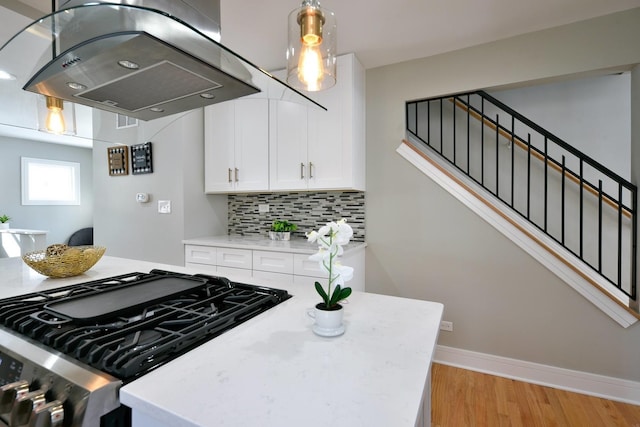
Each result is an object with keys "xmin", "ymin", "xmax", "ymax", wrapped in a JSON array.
[
  {"xmin": 406, "ymin": 89, "xmax": 638, "ymax": 302},
  {"xmin": 475, "ymin": 90, "xmax": 634, "ymax": 191},
  {"xmin": 451, "ymin": 95, "xmax": 633, "ymax": 214}
]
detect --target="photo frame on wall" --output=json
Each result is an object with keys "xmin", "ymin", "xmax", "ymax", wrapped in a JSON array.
[
  {"xmin": 131, "ymin": 142, "xmax": 153, "ymax": 174},
  {"xmin": 107, "ymin": 146, "xmax": 129, "ymax": 176}
]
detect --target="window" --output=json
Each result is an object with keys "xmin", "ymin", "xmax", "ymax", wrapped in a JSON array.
[
  {"xmin": 21, "ymin": 157, "xmax": 81, "ymax": 205},
  {"xmin": 116, "ymin": 114, "xmax": 138, "ymax": 129}
]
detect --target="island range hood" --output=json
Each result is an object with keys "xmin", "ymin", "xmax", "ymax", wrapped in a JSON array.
[{"xmin": 4, "ymin": 0, "xmax": 322, "ymax": 121}]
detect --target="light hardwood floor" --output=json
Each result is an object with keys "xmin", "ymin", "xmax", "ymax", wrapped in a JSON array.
[{"xmin": 431, "ymin": 363, "xmax": 640, "ymax": 427}]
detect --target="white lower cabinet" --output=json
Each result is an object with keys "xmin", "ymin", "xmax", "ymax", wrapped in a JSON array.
[
  {"xmin": 216, "ymin": 248, "xmax": 252, "ymax": 269},
  {"xmin": 253, "ymin": 251, "xmax": 294, "ymax": 274},
  {"xmin": 185, "ymin": 245, "xmax": 216, "ymax": 265},
  {"xmin": 217, "ymin": 266, "xmax": 252, "ymax": 279},
  {"xmin": 252, "ymin": 270, "xmax": 293, "ymax": 284},
  {"xmin": 184, "ymin": 243, "xmax": 365, "ymax": 291},
  {"xmin": 293, "ymin": 253, "xmax": 329, "ymax": 278}
]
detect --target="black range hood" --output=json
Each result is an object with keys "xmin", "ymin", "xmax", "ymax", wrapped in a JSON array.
[{"xmin": 2, "ymin": 0, "xmax": 323, "ymax": 121}]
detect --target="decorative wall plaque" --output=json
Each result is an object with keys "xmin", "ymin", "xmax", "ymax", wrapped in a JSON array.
[
  {"xmin": 131, "ymin": 142, "xmax": 153, "ymax": 174},
  {"xmin": 107, "ymin": 146, "xmax": 129, "ymax": 176}
]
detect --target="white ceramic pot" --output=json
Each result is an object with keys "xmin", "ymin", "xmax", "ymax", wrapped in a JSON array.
[
  {"xmin": 0, "ymin": 223, "xmax": 9, "ymax": 230},
  {"xmin": 308, "ymin": 303, "xmax": 344, "ymax": 337},
  {"xmin": 269, "ymin": 231, "xmax": 290, "ymax": 241}
]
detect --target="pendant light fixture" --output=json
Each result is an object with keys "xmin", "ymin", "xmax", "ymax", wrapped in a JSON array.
[
  {"xmin": 287, "ymin": 0, "xmax": 337, "ymax": 92},
  {"xmin": 36, "ymin": 1, "xmax": 77, "ymax": 135},
  {"xmin": 45, "ymin": 96, "xmax": 65, "ymax": 134},
  {"xmin": 37, "ymin": 95, "xmax": 77, "ymax": 135}
]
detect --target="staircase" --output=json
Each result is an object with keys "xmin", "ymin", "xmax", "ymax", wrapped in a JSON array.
[{"xmin": 401, "ymin": 90, "xmax": 638, "ymax": 325}]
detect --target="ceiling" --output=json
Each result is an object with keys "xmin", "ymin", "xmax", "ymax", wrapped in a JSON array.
[{"xmin": 2, "ymin": 0, "xmax": 640, "ymax": 72}]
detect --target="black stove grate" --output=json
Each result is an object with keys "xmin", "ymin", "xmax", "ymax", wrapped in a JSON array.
[{"xmin": 0, "ymin": 270, "xmax": 290, "ymax": 382}]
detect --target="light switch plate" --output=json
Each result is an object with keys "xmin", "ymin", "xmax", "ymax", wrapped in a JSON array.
[{"xmin": 158, "ymin": 200, "xmax": 171, "ymax": 214}]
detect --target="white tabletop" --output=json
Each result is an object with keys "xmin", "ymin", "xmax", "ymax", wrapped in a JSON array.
[{"xmin": 0, "ymin": 228, "xmax": 48, "ymax": 235}]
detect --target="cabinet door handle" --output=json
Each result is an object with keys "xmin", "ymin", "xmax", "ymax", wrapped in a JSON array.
[
  {"xmin": 228, "ymin": 168, "xmax": 232, "ymax": 183},
  {"xmin": 309, "ymin": 162, "xmax": 314, "ymax": 178},
  {"xmin": 235, "ymin": 168, "xmax": 239, "ymax": 182},
  {"xmin": 300, "ymin": 162, "xmax": 305, "ymax": 179}
]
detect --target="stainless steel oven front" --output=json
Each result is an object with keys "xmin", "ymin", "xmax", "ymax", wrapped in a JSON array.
[{"xmin": 0, "ymin": 328, "xmax": 122, "ymax": 427}]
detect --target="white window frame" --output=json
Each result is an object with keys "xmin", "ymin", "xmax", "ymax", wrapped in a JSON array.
[
  {"xmin": 116, "ymin": 114, "xmax": 138, "ymax": 129},
  {"xmin": 21, "ymin": 157, "xmax": 81, "ymax": 205}
]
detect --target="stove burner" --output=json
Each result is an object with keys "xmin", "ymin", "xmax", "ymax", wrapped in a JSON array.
[{"xmin": 0, "ymin": 270, "xmax": 290, "ymax": 382}]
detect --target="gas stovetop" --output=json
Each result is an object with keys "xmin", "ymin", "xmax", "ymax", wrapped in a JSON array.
[{"xmin": 0, "ymin": 270, "xmax": 291, "ymax": 382}]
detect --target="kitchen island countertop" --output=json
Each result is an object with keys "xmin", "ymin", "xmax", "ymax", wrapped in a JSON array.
[{"xmin": 0, "ymin": 255, "xmax": 442, "ymax": 427}]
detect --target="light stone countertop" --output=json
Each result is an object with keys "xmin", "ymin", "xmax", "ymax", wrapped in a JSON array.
[
  {"xmin": 0, "ymin": 228, "xmax": 48, "ymax": 235},
  {"xmin": 182, "ymin": 235, "xmax": 367, "ymax": 254},
  {"xmin": 0, "ymin": 255, "xmax": 442, "ymax": 427}
]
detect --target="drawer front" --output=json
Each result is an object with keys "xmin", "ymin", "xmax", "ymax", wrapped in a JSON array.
[
  {"xmin": 216, "ymin": 248, "xmax": 252, "ymax": 269},
  {"xmin": 185, "ymin": 262, "xmax": 217, "ymax": 274},
  {"xmin": 253, "ymin": 251, "xmax": 294, "ymax": 274},
  {"xmin": 293, "ymin": 253, "xmax": 329, "ymax": 278},
  {"xmin": 253, "ymin": 270, "xmax": 294, "ymax": 285},
  {"xmin": 185, "ymin": 245, "xmax": 217, "ymax": 265},
  {"xmin": 217, "ymin": 266, "xmax": 252, "ymax": 280}
]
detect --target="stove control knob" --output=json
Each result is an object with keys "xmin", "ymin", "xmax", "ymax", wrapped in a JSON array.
[
  {"xmin": 10, "ymin": 389, "xmax": 46, "ymax": 426},
  {"xmin": 0, "ymin": 380, "xmax": 29, "ymax": 413},
  {"xmin": 28, "ymin": 400, "xmax": 64, "ymax": 427}
]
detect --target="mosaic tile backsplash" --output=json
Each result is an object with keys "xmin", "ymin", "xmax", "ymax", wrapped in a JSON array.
[{"xmin": 228, "ymin": 191, "xmax": 365, "ymax": 242}]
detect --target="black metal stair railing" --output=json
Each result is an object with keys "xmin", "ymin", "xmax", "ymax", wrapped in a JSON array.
[{"xmin": 406, "ymin": 90, "xmax": 637, "ymax": 300}]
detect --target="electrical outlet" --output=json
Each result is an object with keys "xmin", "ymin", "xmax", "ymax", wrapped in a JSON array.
[
  {"xmin": 440, "ymin": 321, "xmax": 453, "ymax": 332},
  {"xmin": 158, "ymin": 200, "xmax": 171, "ymax": 214},
  {"xmin": 258, "ymin": 204, "xmax": 270, "ymax": 213}
]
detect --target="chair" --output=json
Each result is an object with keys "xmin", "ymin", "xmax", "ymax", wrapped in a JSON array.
[{"xmin": 67, "ymin": 227, "xmax": 93, "ymax": 246}]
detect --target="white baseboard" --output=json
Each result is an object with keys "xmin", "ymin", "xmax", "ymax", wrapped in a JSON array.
[{"xmin": 434, "ymin": 345, "xmax": 640, "ymax": 405}]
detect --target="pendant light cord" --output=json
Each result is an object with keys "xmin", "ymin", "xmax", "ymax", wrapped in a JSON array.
[{"xmin": 51, "ymin": 0, "xmax": 57, "ymax": 59}]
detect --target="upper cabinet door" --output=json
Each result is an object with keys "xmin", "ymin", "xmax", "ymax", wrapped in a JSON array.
[
  {"xmin": 234, "ymin": 99, "xmax": 269, "ymax": 192},
  {"xmin": 204, "ymin": 103, "xmax": 235, "ymax": 193},
  {"xmin": 306, "ymin": 53, "xmax": 365, "ymax": 191},
  {"xmin": 204, "ymin": 99, "xmax": 270, "ymax": 193},
  {"xmin": 269, "ymin": 99, "xmax": 309, "ymax": 191}
]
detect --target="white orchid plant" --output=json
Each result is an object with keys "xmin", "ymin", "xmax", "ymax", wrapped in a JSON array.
[{"xmin": 306, "ymin": 219, "xmax": 354, "ymax": 310}]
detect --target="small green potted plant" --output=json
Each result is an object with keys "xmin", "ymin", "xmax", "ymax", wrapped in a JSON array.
[
  {"xmin": 269, "ymin": 220, "xmax": 298, "ymax": 241},
  {"xmin": 0, "ymin": 214, "xmax": 10, "ymax": 230}
]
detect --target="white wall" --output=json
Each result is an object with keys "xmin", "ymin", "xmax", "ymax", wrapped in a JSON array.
[
  {"xmin": 0, "ymin": 137, "xmax": 93, "ymax": 245},
  {"xmin": 489, "ymin": 73, "xmax": 631, "ymax": 180},
  {"xmin": 365, "ymin": 7, "xmax": 640, "ymax": 382},
  {"xmin": 92, "ymin": 109, "xmax": 227, "ymax": 266}
]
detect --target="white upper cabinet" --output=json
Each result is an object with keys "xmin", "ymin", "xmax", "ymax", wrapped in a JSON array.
[
  {"xmin": 205, "ymin": 53, "xmax": 365, "ymax": 194},
  {"xmin": 307, "ymin": 54, "xmax": 365, "ymax": 190},
  {"xmin": 268, "ymin": 99, "xmax": 309, "ymax": 191},
  {"xmin": 270, "ymin": 53, "xmax": 366, "ymax": 191},
  {"xmin": 204, "ymin": 98, "xmax": 269, "ymax": 193}
]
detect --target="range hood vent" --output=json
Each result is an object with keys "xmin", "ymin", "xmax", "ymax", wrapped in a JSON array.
[{"xmin": 1, "ymin": 0, "xmax": 323, "ymax": 121}]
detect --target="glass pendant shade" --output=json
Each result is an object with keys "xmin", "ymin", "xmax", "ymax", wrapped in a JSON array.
[
  {"xmin": 37, "ymin": 95, "xmax": 77, "ymax": 135},
  {"xmin": 287, "ymin": 0, "xmax": 337, "ymax": 92}
]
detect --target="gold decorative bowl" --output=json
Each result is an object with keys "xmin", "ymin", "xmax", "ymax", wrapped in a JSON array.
[{"xmin": 22, "ymin": 245, "xmax": 106, "ymax": 278}]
